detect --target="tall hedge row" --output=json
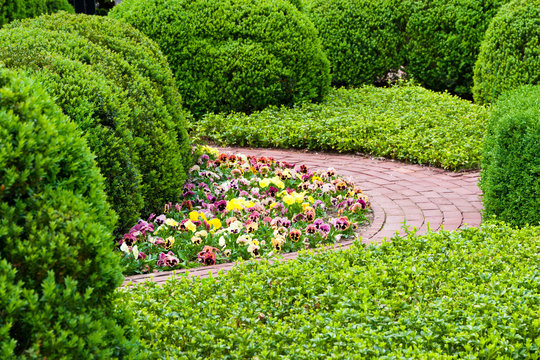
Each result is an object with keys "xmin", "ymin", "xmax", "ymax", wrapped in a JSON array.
[
  {"xmin": 480, "ymin": 85, "xmax": 540, "ymax": 227},
  {"xmin": 0, "ymin": 67, "xmax": 138, "ymax": 358},
  {"xmin": 473, "ymin": 0, "xmax": 540, "ymax": 104},
  {"xmin": 0, "ymin": 0, "xmax": 73, "ymax": 27},
  {"xmin": 0, "ymin": 13, "xmax": 192, "ymax": 233},
  {"xmin": 110, "ymin": 0, "xmax": 331, "ymax": 117}
]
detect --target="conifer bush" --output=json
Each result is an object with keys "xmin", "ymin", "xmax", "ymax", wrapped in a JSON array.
[
  {"xmin": 473, "ymin": 0, "xmax": 540, "ymax": 104},
  {"xmin": 480, "ymin": 85, "xmax": 540, "ymax": 227},
  {"xmin": 0, "ymin": 13, "xmax": 192, "ymax": 233},
  {"xmin": 110, "ymin": 0, "xmax": 331, "ymax": 117},
  {"xmin": 0, "ymin": 67, "xmax": 138, "ymax": 358}
]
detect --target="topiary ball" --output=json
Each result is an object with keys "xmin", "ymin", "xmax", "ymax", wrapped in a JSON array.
[
  {"xmin": 403, "ymin": 0, "xmax": 510, "ymax": 99},
  {"xmin": 473, "ymin": 0, "xmax": 540, "ymax": 104},
  {"xmin": 0, "ymin": 13, "xmax": 192, "ymax": 234},
  {"xmin": 110, "ymin": 0, "xmax": 331, "ymax": 117},
  {"xmin": 303, "ymin": 0, "xmax": 406, "ymax": 87},
  {"xmin": 480, "ymin": 85, "xmax": 540, "ymax": 227},
  {"xmin": 0, "ymin": 67, "xmax": 138, "ymax": 358}
]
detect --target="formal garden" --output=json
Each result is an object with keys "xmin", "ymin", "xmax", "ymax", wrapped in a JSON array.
[{"xmin": 0, "ymin": 0, "xmax": 539, "ymax": 358}]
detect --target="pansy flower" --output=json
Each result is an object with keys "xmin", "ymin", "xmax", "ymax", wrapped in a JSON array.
[
  {"xmin": 156, "ymin": 252, "xmax": 180, "ymax": 267},
  {"xmin": 306, "ymin": 224, "xmax": 317, "ymax": 234},
  {"xmin": 289, "ymin": 229, "xmax": 302, "ymax": 242},
  {"xmin": 198, "ymin": 246, "xmax": 219, "ymax": 266}
]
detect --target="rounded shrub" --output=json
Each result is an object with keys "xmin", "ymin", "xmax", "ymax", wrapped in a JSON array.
[
  {"xmin": 404, "ymin": 0, "xmax": 510, "ymax": 98},
  {"xmin": 473, "ymin": 0, "xmax": 540, "ymax": 104},
  {"xmin": 0, "ymin": 67, "xmax": 138, "ymax": 358},
  {"xmin": 0, "ymin": 0, "xmax": 73, "ymax": 27},
  {"xmin": 303, "ymin": 0, "xmax": 406, "ymax": 87},
  {"xmin": 0, "ymin": 13, "xmax": 192, "ymax": 233},
  {"xmin": 480, "ymin": 85, "xmax": 540, "ymax": 227},
  {"xmin": 110, "ymin": 0, "xmax": 331, "ymax": 117}
]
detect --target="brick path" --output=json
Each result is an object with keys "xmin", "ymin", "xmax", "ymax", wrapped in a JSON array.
[{"xmin": 123, "ymin": 147, "xmax": 482, "ymax": 286}]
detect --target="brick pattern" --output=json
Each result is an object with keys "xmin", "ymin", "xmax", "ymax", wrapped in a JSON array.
[{"xmin": 123, "ymin": 147, "xmax": 482, "ymax": 287}]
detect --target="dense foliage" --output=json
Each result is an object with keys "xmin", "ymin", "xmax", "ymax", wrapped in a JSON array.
[
  {"xmin": 473, "ymin": 0, "xmax": 540, "ymax": 104},
  {"xmin": 403, "ymin": 0, "xmax": 510, "ymax": 98},
  {"xmin": 119, "ymin": 147, "xmax": 370, "ymax": 274},
  {"xmin": 0, "ymin": 68, "xmax": 138, "ymax": 358},
  {"xmin": 480, "ymin": 85, "xmax": 540, "ymax": 227},
  {"xmin": 121, "ymin": 222, "xmax": 540, "ymax": 358},
  {"xmin": 0, "ymin": 0, "xmax": 73, "ymax": 27},
  {"xmin": 304, "ymin": 0, "xmax": 406, "ymax": 87},
  {"xmin": 110, "ymin": 0, "xmax": 331, "ymax": 117},
  {"xmin": 194, "ymin": 84, "xmax": 488, "ymax": 171},
  {"xmin": 0, "ymin": 13, "xmax": 192, "ymax": 233}
]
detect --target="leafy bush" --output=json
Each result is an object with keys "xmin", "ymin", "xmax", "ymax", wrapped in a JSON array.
[
  {"xmin": 473, "ymin": 0, "xmax": 540, "ymax": 104},
  {"xmin": 0, "ymin": 13, "xmax": 192, "ymax": 233},
  {"xmin": 122, "ymin": 222, "xmax": 540, "ymax": 358},
  {"xmin": 304, "ymin": 0, "xmax": 406, "ymax": 87},
  {"xmin": 0, "ymin": 0, "xmax": 73, "ymax": 27},
  {"xmin": 110, "ymin": 0, "xmax": 331, "ymax": 117},
  {"xmin": 480, "ymin": 85, "xmax": 540, "ymax": 227},
  {"xmin": 0, "ymin": 67, "xmax": 139, "ymax": 358},
  {"xmin": 193, "ymin": 84, "xmax": 488, "ymax": 170},
  {"xmin": 403, "ymin": 0, "xmax": 510, "ymax": 98}
]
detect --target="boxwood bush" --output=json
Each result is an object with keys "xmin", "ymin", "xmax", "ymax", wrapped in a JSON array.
[
  {"xmin": 122, "ymin": 222, "xmax": 540, "ymax": 358},
  {"xmin": 303, "ymin": 0, "xmax": 406, "ymax": 87},
  {"xmin": 403, "ymin": 0, "xmax": 510, "ymax": 99},
  {"xmin": 473, "ymin": 0, "xmax": 540, "ymax": 104},
  {"xmin": 0, "ymin": 67, "xmax": 138, "ymax": 358},
  {"xmin": 193, "ymin": 84, "xmax": 488, "ymax": 170},
  {"xmin": 480, "ymin": 85, "xmax": 540, "ymax": 227},
  {"xmin": 0, "ymin": 0, "xmax": 73, "ymax": 27},
  {"xmin": 0, "ymin": 13, "xmax": 192, "ymax": 233},
  {"xmin": 110, "ymin": 0, "xmax": 331, "ymax": 117}
]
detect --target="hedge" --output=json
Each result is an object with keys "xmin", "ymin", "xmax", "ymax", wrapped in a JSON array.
[
  {"xmin": 304, "ymin": 0, "xmax": 406, "ymax": 87},
  {"xmin": 110, "ymin": 0, "xmax": 331, "ymax": 117},
  {"xmin": 0, "ymin": 13, "xmax": 192, "ymax": 233},
  {"xmin": 473, "ymin": 0, "xmax": 540, "ymax": 104},
  {"xmin": 193, "ymin": 84, "xmax": 488, "ymax": 171},
  {"xmin": 122, "ymin": 222, "xmax": 540, "ymax": 358},
  {"xmin": 480, "ymin": 85, "xmax": 540, "ymax": 227},
  {"xmin": 0, "ymin": 0, "xmax": 73, "ymax": 27},
  {"xmin": 0, "ymin": 67, "xmax": 139, "ymax": 358}
]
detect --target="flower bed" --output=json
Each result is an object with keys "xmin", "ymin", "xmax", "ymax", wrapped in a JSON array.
[{"xmin": 119, "ymin": 146, "xmax": 371, "ymax": 274}]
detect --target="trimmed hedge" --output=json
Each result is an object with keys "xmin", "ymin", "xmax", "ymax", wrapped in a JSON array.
[
  {"xmin": 403, "ymin": 0, "xmax": 510, "ymax": 98},
  {"xmin": 0, "ymin": 13, "xmax": 192, "ymax": 233},
  {"xmin": 0, "ymin": 0, "xmax": 73, "ymax": 27},
  {"xmin": 110, "ymin": 0, "xmax": 331, "ymax": 117},
  {"xmin": 193, "ymin": 84, "xmax": 488, "ymax": 170},
  {"xmin": 480, "ymin": 85, "xmax": 540, "ymax": 227},
  {"xmin": 304, "ymin": 0, "xmax": 406, "ymax": 87},
  {"xmin": 122, "ymin": 222, "xmax": 540, "ymax": 358},
  {"xmin": 0, "ymin": 67, "xmax": 138, "ymax": 358},
  {"xmin": 473, "ymin": 0, "xmax": 540, "ymax": 104}
]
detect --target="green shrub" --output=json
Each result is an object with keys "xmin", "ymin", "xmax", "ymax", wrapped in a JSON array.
[
  {"xmin": 480, "ymin": 85, "xmax": 540, "ymax": 227},
  {"xmin": 0, "ymin": 0, "xmax": 73, "ymax": 27},
  {"xmin": 304, "ymin": 0, "xmax": 406, "ymax": 87},
  {"xmin": 473, "ymin": 0, "xmax": 540, "ymax": 104},
  {"xmin": 110, "ymin": 0, "xmax": 331, "ymax": 117},
  {"xmin": 0, "ymin": 13, "xmax": 192, "ymax": 233},
  {"xmin": 0, "ymin": 67, "xmax": 139, "ymax": 358},
  {"xmin": 122, "ymin": 222, "xmax": 540, "ymax": 358},
  {"xmin": 403, "ymin": 0, "xmax": 510, "ymax": 99},
  {"xmin": 193, "ymin": 84, "xmax": 488, "ymax": 170}
]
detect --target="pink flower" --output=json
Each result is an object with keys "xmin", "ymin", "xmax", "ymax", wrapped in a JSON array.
[{"xmin": 156, "ymin": 252, "xmax": 179, "ymax": 267}]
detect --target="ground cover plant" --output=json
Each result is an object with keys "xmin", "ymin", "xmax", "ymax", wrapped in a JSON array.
[
  {"xmin": 0, "ymin": 67, "xmax": 139, "ymax": 358},
  {"xmin": 119, "ymin": 147, "xmax": 370, "ymax": 275},
  {"xmin": 480, "ymin": 85, "xmax": 540, "ymax": 227},
  {"xmin": 473, "ymin": 0, "xmax": 540, "ymax": 104},
  {"xmin": 194, "ymin": 84, "xmax": 488, "ymax": 171},
  {"xmin": 0, "ymin": 13, "xmax": 192, "ymax": 233},
  {"xmin": 110, "ymin": 0, "xmax": 330, "ymax": 117},
  {"xmin": 120, "ymin": 222, "xmax": 540, "ymax": 358}
]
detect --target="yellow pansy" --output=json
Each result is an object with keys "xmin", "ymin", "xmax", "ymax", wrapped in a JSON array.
[
  {"xmin": 184, "ymin": 220, "xmax": 196, "ymax": 232},
  {"xmin": 293, "ymin": 191, "xmax": 306, "ymax": 203},
  {"xmin": 208, "ymin": 218, "xmax": 222, "ymax": 230},
  {"xmin": 226, "ymin": 198, "xmax": 255, "ymax": 212},
  {"xmin": 308, "ymin": 196, "xmax": 315, "ymax": 204},
  {"xmin": 270, "ymin": 176, "xmax": 285, "ymax": 189},
  {"xmin": 282, "ymin": 194, "xmax": 295, "ymax": 206},
  {"xmin": 259, "ymin": 178, "xmax": 271, "ymax": 188},
  {"xmin": 312, "ymin": 176, "xmax": 323, "ymax": 183},
  {"xmin": 189, "ymin": 211, "xmax": 200, "ymax": 221},
  {"xmin": 164, "ymin": 218, "xmax": 179, "ymax": 227}
]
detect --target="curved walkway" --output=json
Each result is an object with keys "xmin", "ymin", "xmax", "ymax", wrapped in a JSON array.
[{"xmin": 123, "ymin": 147, "xmax": 482, "ymax": 286}]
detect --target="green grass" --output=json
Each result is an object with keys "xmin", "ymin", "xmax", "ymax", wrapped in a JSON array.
[
  {"xmin": 119, "ymin": 222, "xmax": 540, "ymax": 359},
  {"xmin": 193, "ymin": 83, "xmax": 488, "ymax": 171}
]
